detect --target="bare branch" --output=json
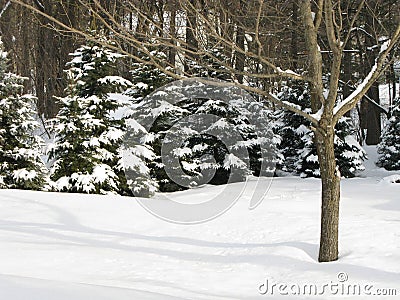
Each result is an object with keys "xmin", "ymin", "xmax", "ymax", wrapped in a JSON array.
[
  {"xmin": 0, "ymin": 0, "xmax": 11, "ymax": 19},
  {"xmin": 314, "ymin": 0, "xmax": 324, "ymax": 30},
  {"xmin": 333, "ymin": 25, "xmax": 400, "ymax": 124}
]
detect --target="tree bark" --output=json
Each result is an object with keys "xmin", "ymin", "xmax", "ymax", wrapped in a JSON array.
[
  {"xmin": 315, "ymin": 121, "xmax": 340, "ymax": 262},
  {"xmin": 299, "ymin": 0, "xmax": 340, "ymax": 262},
  {"xmin": 235, "ymin": 0, "xmax": 246, "ymax": 84},
  {"xmin": 184, "ymin": 0, "xmax": 198, "ymax": 73},
  {"xmin": 362, "ymin": 2, "xmax": 381, "ymax": 145},
  {"xmin": 364, "ymin": 83, "xmax": 381, "ymax": 145},
  {"xmin": 290, "ymin": 0, "xmax": 299, "ymax": 70},
  {"xmin": 168, "ymin": 8, "xmax": 177, "ymax": 67}
]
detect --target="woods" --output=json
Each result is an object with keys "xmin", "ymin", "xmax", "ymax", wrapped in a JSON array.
[{"xmin": 0, "ymin": 0, "xmax": 399, "ymax": 263}]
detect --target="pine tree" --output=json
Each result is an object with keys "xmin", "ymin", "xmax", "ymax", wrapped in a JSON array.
[
  {"xmin": 131, "ymin": 79, "xmax": 279, "ymax": 192},
  {"xmin": 185, "ymin": 46, "xmax": 232, "ymax": 80},
  {"xmin": 275, "ymin": 83, "xmax": 311, "ymax": 173},
  {"xmin": 128, "ymin": 46, "xmax": 278, "ymax": 192},
  {"xmin": 276, "ymin": 82, "xmax": 365, "ymax": 178},
  {"xmin": 0, "ymin": 38, "xmax": 47, "ymax": 190},
  {"xmin": 121, "ymin": 118, "xmax": 159, "ymax": 197},
  {"xmin": 377, "ymin": 97, "xmax": 400, "ymax": 170},
  {"xmin": 48, "ymin": 43, "xmax": 133, "ymax": 194},
  {"xmin": 124, "ymin": 50, "xmax": 175, "ymax": 192},
  {"xmin": 333, "ymin": 117, "xmax": 366, "ymax": 177},
  {"xmin": 129, "ymin": 49, "xmax": 174, "ymax": 101}
]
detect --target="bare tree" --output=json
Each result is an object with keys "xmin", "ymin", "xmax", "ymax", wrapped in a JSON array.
[
  {"xmin": 11, "ymin": 0, "xmax": 400, "ymax": 262},
  {"xmin": 1, "ymin": 0, "xmax": 83, "ymax": 118}
]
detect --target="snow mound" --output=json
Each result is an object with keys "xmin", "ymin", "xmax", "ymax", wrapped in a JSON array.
[
  {"xmin": 0, "ymin": 175, "xmax": 399, "ymax": 299},
  {"xmin": 382, "ymin": 174, "xmax": 400, "ymax": 184}
]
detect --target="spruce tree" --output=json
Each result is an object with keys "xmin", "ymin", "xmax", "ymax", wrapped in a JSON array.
[
  {"xmin": 0, "ymin": 38, "xmax": 47, "ymax": 190},
  {"xmin": 192, "ymin": 47, "xmax": 232, "ymax": 80},
  {"xmin": 126, "ymin": 48, "xmax": 174, "ymax": 192},
  {"xmin": 333, "ymin": 117, "xmax": 366, "ymax": 177},
  {"xmin": 377, "ymin": 97, "xmax": 400, "ymax": 170},
  {"xmin": 129, "ymin": 49, "xmax": 174, "ymax": 101},
  {"xmin": 297, "ymin": 117, "xmax": 365, "ymax": 178},
  {"xmin": 48, "ymin": 43, "xmax": 133, "ymax": 194},
  {"xmin": 276, "ymin": 82, "xmax": 365, "ymax": 178},
  {"xmin": 131, "ymin": 79, "xmax": 279, "ymax": 192},
  {"xmin": 128, "ymin": 46, "xmax": 278, "ymax": 192},
  {"xmin": 275, "ymin": 83, "xmax": 311, "ymax": 173},
  {"xmin": 121, "ymin": 118, "xmax": 159, "ymax": 197}
]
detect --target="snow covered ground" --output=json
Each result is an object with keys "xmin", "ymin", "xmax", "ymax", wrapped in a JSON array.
[{"xmin": 0, "ymin": 146, "xmax": 399, "ymax": 299}]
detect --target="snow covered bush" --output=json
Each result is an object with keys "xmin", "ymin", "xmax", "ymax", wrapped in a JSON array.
[
  {"xmin": 130, "ymin": 79, "xmax": 279, "ymax": 192},
  {"xmin": 48, "ymin": 43, "xmax": 134, "ymax": 194},
  {"xmin": 129, "ymin": 49, "xmax": 173, "ymax": 101},
  {"xmin": 377, "ymin": 97, "xmax": 400, "ymax": 170},
  {"xmin": 274, "ymin": 83, "xmax": 311, "ymax": 173},
  {"xmin": 332, "ymin": 117, "xmax": 366, "ymax": 177},
  {"xmin": 275, "ymin": 82, "xmax": 365, "ymax": 178},
  {"xmin": 0, "ymin": 38, "xmax": 47, "ymax": 190},
  {"xmin": 126, "ymin": 46, "xmax": 278, "ymax": 193},
  {"xmin": 121, "ymin": 118, "xmax": 159, "ymax": 197}
]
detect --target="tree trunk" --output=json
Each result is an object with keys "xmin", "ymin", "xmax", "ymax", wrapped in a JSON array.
[
  {"xmin": 290, "ymin": 0, "xmax": 299, "ymax": 70},
  {"xmin": 363, "ymin": 83, "xmax": 381, "ymax": 145},
  {"xmin": 168, "ymin": 8, "xmax": 177, "ymax": 67},
  {"xmin": 315, "ymin": 123, "xmax": 341, "ymax": 262},
  {"xmin": 362, "ymin": 4, "xmax": 381, "ymax": 145},
  {"xmin": 235, "ymin": 26, "xmax": 245, "ymax": 84},
  {"xmin": 342, "ymin": 50, "xmax": 352, "ymax": 117},
  {"xmin": 184, "ymin": 0, "xmax": 198, "ymax": 73}
]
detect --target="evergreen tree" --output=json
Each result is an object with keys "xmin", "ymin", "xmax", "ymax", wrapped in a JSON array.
[
  {"xmin": 0, "ymin": 38, "xmax": 47, "ymax": 190},
  {"xmin": 128, "ymin": 46, "xmax": 278, "ymax": 193},
  {"xmin": 131, "ymin": 79, "xmax": 279, "ymax": 192},
  {"xmin": 192, "ymin": 47, "xmax": 232, "ymax": 80},
  {"xmin": 377, "ymin": 97, "xmax": 400, "ymax": 170},
  {"xmin": 275, "ymin": 83, "xmax": 311, "ymax": 173},
  {"xmin": 129, "ymin": 49, "xmax": 174, "ymax": 101},
  {"xmin": 125, "ymin": 50, "xmax": 175, "ymax": 192},
  {"xmin": 276, "ymin": 82, "xmax": 365, "ymax": 178},
  {"xmin": 121, "ymin": 118, "xmax": 159, "ymax": 197},
  {"xmin": 296, "ymin": 117, "xmax": 366, "ymax": 178},
  {"xmin": 333, "ymin": 117, "xmax": 366, "ymax": 177},
  {"xmin": 48, "ymin": 43, "xmax": 133, "ymax": 194}
]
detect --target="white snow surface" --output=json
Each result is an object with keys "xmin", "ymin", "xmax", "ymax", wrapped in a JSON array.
[{"xmin": 0, "ymin": 146, "xmax": 399, "ymax": 299}]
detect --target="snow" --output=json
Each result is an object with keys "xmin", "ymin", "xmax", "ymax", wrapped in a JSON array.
[
  {"xmin": 101, "ymin": 128, "xmax": 124, "ymax": 143},
  {"xmin": 135, "ymin": 82, "xmax": 149, "ymax": 90},
  {"xmin": 70, "ymin": 173, "xmax": 95, "ymax": 193},
  {"xmin": 92, "ymin": 164, "xmax": 117, "ymax": 185},
  {"xmin": 310, "ymin": 106, "xmax": 324, "ymax": 120},
  {"xmin": 150, "ymin": 101, "xmax": 184, "ymax": 117},
  {"xmin": 173, "ymin": 147, "xmax": 192, "ymax": 157},
  {"xmin": 276, "ymin": 67, "xmax": 301, "ymax": 77},
  {"xmin": 121, "ymin": 150, "xmax": 149, "ymax": 173},
  {"xmin": 295, "ymin": 124, "xmax": 310, "ymax": 135},
  {"xmin": 0, "ymin": 146, "xmax": 399, "ymax": 299},
  {"xmin": 130, "ymin": 145, "xmax": 156, "ymax": 160},
  {"xmin": 108, "ymin": 93, "xmax": 134, "ymax": 120},
  {"xmin": 125, "ymin": 118, "xmax": 146, "ymax": 133},
  {"xmin": 12, "ymin": 169, "xmax": 37, "ymax": 181},
  {"xmin": 98, "ymin": 76, "xmax": 132, "ymax": 87},
  {"xmin": 54, "ymin": 176, "xmax": 70, "ymax": 191},
  {"xmin": 223, "ymin": 153, "xmax": 247, "ymax": 169},
  {"xmin": 208, "ymin": 118, "xmax": 230, "ymax": 130},
  {"xmin": 382, "ymin": 175, "xmax": 400, "ymax": 184}
]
